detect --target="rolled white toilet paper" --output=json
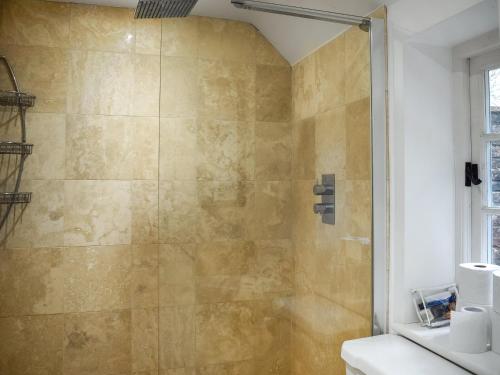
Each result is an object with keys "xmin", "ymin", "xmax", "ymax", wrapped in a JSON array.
[
  {"xmin": 456, "ymin": 301, "xmax": 492, "ymax": 345},
  {"xmin": 494, "ymin": 270, "xmax": 500, "ymax": 313},
  {"xmin": 493, "ymin": 311, "xmax": 500, "ymax": 354},
  {"xmin": 457, "ymin": 263, "xmax": 500, "ymax": 306},
  {"xmin": 450, "ymin": 306, "xmax": 489, "ymax": 354}
]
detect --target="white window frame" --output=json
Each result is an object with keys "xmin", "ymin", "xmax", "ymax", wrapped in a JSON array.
[{"xmin": 470, "ymin": 48, "xmax": 500, "ymax": 264}]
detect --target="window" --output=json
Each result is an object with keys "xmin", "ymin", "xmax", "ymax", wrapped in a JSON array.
[{"xmin": 471, "ymin": 52, "xmax": 500, "ymax": 265}]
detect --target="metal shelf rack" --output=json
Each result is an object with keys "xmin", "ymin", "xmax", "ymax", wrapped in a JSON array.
[
  {"xmin": 0, "ymin": 56, "xmax": 35, "ymax": 229},
  {"xmin": 0, "ymin": 90, "xmax": 36, "ymax": 108},
  {"xmin": 0, "ymin": 141, "xmax": 33, "ymax": 155},
  {"xmin": 0, "ymin": 192, "xmax": 32, "ymax": 205}
]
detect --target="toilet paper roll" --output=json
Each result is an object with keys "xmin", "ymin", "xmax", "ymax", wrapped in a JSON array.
[
  {"xmin": 493, "ymin": 311, "xmax": 500, "ymax": 354},
  {"xmin": 456, "ymin": 301, "xmax": 492, "ymax": 344},
  {"xmin": 450, "ymin": 306, "xmax": 489, "ymax": 354},
  {"xmin": 494, "ymin": 270, "xmax": 500, "ymax": 313},
  {"xmin": 457, "ymin": 263, "xmax": 500, "ymax": 306}
]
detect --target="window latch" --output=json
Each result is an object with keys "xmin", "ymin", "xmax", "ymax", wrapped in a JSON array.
[{"xmin": 465, "ymin": 162, "xmax": 482, "ymax": 187}]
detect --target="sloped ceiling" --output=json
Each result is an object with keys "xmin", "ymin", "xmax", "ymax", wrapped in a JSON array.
[{"xmin": 53, "ymin": 0, "xmax": 389, "ymax": 64}]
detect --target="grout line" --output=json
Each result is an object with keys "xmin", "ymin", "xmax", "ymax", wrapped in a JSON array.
[{"xmin": 157, "ymin": 20, "xmax": 163, "ymax": 372}]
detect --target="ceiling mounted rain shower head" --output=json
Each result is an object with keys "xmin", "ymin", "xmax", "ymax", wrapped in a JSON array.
[{"xmin": 135, "ymin": 0, "xmax": 198, "ymax": 19}]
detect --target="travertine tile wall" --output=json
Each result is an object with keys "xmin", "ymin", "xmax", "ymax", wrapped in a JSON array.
[
  {"xmin": 157, "ymin": 16, "xmax": 293, "ymax": 375},
  {"xmin": 0, "ymin": 1, "xmax": 292, "ymax": 374},
  {"xmin": 289, "ymin": 8, "xmax": 386, "ymax": 375}
]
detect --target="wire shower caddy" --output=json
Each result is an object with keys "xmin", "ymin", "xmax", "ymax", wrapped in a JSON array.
[{"xmin": 0, "ymin": 56, "xmax": 34, "ymax": 230}]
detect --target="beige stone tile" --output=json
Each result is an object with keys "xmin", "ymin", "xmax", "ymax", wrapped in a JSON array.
[
  {"xmin": 64, "ymin": 180, "xmax": 131, "ymax": 246},
  {"xmin": 4, "ymin": 179, "xmax": 64, "ymax": 248},
  {"xmin": 344, "ymin": 179, "xmax": 372, "ymax": 238},
  {"xmin": 198, "ymin": 17, "xmax": 255, "ymax": 63},
  {"xmin": 160, "ymin": 117, "xmax": 198, "ymax": 181},
  {"xmin": 315, "ymin": 107, "xmax": 346, "ymax": 180},
  {"xmin": 341, "ymin": 239, "xmax": 372, "ymax": 319},
  {"xmin": 255, "ymin": 32, "xmax": 288, "ymax": 67},
  {"xmin": 159, "ymin": 181, "xmax": 200, "ymax": 244},
  {"xmin": 132, "ymin": 244, "xmax": 159, "ymax": 308},
  {"xmin": 63, "ymin": 245, "xmax": 131, "ymax": 313},
  {"xmin": 195, "ymin": 240, "xmax": 293, "ymax": 303},
  {"xmin": 196, "ymin": 361, "xmax": 255, "ymax": 375},
  {"xmin": 293, "ymin": 245, "xmax": 316, "ymax": 298},
  {"xmin": 135, "ymin": 19, "xmax": 161, "ymax": 55},
  {"xmin": 195, "ymin": 302, "xmax": 255, "ymax": 366},
  {"xmin": 161, "ymin": 17, "xmax": 199, "ymax": 57},
  {"xmin": 292, "ymin": 53, "xmax": 318, "ymax": 121},
  {"xmin": 255, "ymin": 122, "xmax": 291, "ymax": 181},
  {"xmin": 254, "ymin": 181, "xmax": 292, "ymax": 240},
  {"xmin": 0, "ymin": 247, "xmax": 64, "ymax": 316},
  {"xmin": 195, "ymin": 300, "xmax": 290, "ymax": 367},
  {"xmin": 345, "ymin": 26, "xmax": 370, "ymax": 104},
  {"xmin": 132, "ymin": 308, "xmax": 159, "ymax": 373},
  {"xmin": 25, "ymin": 113, "xmax": 66, "ymax": 176},
  {"xmin": 159, "ymin": 244, "xmax": 195, "ymax": 306},
  {"xmin": 160, "ymin": 56, "xmax": 198, "ymax": 117},
  {"xmin": 0, "ymin": 45, "xmax": 69, "ymax": 113},
  {"xmin": 346, "ymin": 97, "xmax": 371, "ymax": 180},
  {"xmin": 0, "ymin": 0, "xmax": 71, "ymax": 48},
  {"xmin": 197, "ymin": 118, "xmax": 254, "ymax": 181},
  {"xmin": 0, "ymin": 0, "xmax": 70, "ymax": 47},
  {"xmin": 63, "ymin": 310, "xmax": 131, "ymax": 375},
  {"xmin": 159, "ymin": 305, "xmax": 195, "ymax": 370},
  {"xmin": 160, "ymin": 369, "xmax": 194, "ymax": 375},
  {"xmin": 253, "ymin": 299, "xmax": 291, "ymax": 375},
  {"xmin": 290, "ymin": 307, "xmax": 342, "ymax": 375},
  {"xmin": 68, "ymin": 50, "xmax": 133, "ymax": 116},
  {"xmin": 195, "ymin": 240, "xmax": 255, "ymax": 303},
  {"xmin": 133, "ymin": 54, "xmax": 161, "ymax": 116},
  {"xmin": 291, "ymin": 180, "xmax": 315, "ymax": 245},
  {"xmin": 256, "ymin": 65, "xmax": 291, "ymax": 122},
  {"xmin": 198, "ymin": 59, "xmax": 255, "ymax": 122},
  {"xmin": 0, "ymin": 314, "xmax": 64, "ymax": 375},
  {"xmin": 252, "ymin": 240, "xmax": 294, "ymax": 299},
  {"xmin": 66, "ymin": 115, "xmax": 158, "ymax": 180},
  {"xmin": 317, "ymin": 34, "xmax": 345, "ymax": 112},
  {"xmin": 131, "ymin": 117, "xmax": 160, "ymax": 180},
  {"xmin": 131, "ymin": 181, "xmax": 159, "ymax": 245},
  {"xmin": 198, "ymin": 180, "xmax": 255, "ymax": 241},
  {"xmin": 292, "ymin": 117, "xmax": 315, "ymax": 180},
  {"xmin": 69, "ymin": 3, "xmax": 135, "ymax": 52}
]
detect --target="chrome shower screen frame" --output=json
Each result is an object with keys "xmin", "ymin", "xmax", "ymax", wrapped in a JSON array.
[
  {"xmin": 231, "ymin": 0, "xmax": 389, "ymax": 336},
  {"xmin": 231, "ymin": 0, "xmax": 372, "ymax": 31}
]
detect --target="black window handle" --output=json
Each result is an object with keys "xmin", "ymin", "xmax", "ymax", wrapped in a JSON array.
[{"xmin": 465, "ymin": 162, "xmax": 482, "ymax": 186}]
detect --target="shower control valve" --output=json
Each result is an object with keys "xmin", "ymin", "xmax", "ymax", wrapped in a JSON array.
[
  {"xmin": 313, "ymin": 203, "xmax": 334, "ymax": 215},
  {"xmin": 313, "ymin": 183, "xmax": 334, "ymax": 195},
  {"xmin": 313, "ymin": 174, "xmax": 335, "ymax": 225}
]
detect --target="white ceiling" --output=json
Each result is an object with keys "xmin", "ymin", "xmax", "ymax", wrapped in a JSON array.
[{"xmin": 53, "ymin": 0, "xmax": 388, "ymax": 64}]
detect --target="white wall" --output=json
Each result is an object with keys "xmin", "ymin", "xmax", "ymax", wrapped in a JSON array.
[
  {"xmin": 390, "ymin": 36, "xmax": 456, "ymax": 324},
  {"xmin": 388, "ymin": 0, "xmax": 491, "ymax": 325}
]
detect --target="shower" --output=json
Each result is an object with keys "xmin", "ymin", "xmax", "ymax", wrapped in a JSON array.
[
  {"xmin": 135, "ymin": 0, "xmax": 199, "ymax": 18},
  {"xmin": 0, "ymin": 0, "xmax": 387, "ymax": 374}
]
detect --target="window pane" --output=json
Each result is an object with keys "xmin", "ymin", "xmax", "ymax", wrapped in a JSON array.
[
  {"xmin": 488, "ymin": 215, "xmax": 500, "ymax": 265},
  {"xmin": 488, "ymin": 68, "xmax": 500, "ymax": 133},
  {"xmin": 489, "ymin": 141, "xmax": 500, "ymax": 206}
]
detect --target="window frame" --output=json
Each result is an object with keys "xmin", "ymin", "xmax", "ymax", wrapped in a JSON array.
[{"xmin": 470, "ymin": 49, "xmax": 500, "ymax": 264}]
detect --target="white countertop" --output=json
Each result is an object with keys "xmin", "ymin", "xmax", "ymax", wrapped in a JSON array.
[{"xmin": 392, "ymin": 322, "xmax": 500, "ymax": 375}]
